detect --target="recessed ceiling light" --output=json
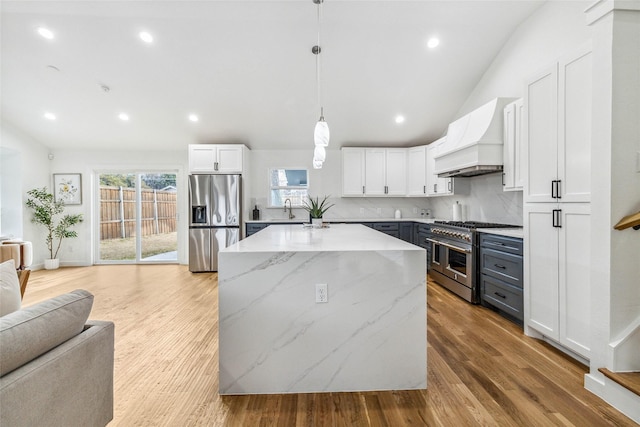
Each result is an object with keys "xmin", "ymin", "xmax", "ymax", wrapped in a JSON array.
[
  {"xmin": 427, "ymin": 37, "xmax": 440, "ymax": 49},
  {"xmin": 395, "ymin": 115, "xmax": 406, "ymax": 124},
  {"xmin": 139, "ymin": 31, "xmax": 154, "ymax": 43},
  {"xmin": 44, "ymin": 112, "xmax": 56, "ymax": 121},
  {"xmin": 188, "ymin": 114, "xmax": 199, "ymax": 122},
  {"xmin": 37, "ymin": 27, "xmax": 54, "ymax": 40},
  {"xmin": 118, "ymin": 113, "xmax": 130, "ymax": 121}
]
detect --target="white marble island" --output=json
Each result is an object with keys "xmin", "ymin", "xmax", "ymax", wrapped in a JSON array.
[{"xmin": 218, "ymin": 224, "xmax": 426, "ymax": 395}]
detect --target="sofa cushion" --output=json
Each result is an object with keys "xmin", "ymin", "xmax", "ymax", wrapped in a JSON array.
[
  {"xmin": 0, "ymin": 259, "xmax": 21, "ymax": 316},
  {"xmin": 0, "ymin": 289, "xmax": 93, "ymax": 377}
]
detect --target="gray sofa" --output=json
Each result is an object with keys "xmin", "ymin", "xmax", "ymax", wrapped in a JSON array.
[{"xmin": 0, "ymin": 290, "xmax": 114, "ymax": 427}]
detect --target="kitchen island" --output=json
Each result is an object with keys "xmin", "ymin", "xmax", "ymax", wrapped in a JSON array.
[{"xmin": 218, "ymin": 224, "xmax": 426, "ymax": 395}]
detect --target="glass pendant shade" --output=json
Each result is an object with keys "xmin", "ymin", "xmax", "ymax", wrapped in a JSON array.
[
  {"xmin": 313, "ymin": 145, "xmax": 326, "ymax": 163},
  {"xmin": 314, "ymin": 118, "xmax": 330, "ymax": 147}
]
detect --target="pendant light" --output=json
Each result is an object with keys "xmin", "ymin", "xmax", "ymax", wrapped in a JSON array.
[{"xmin": 312, "ymin": 0, "xmax": 329, "ymax": 168}]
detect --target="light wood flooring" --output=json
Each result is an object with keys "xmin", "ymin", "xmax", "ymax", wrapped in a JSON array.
[{"xmin": 22, "ymin": 265, "xmax": 637, "ymax": 426}]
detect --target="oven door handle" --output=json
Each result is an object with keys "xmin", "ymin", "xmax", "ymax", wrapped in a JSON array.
[{"xmin": 426, "ymin": 238, "xmax": 472, "ymax": 254}]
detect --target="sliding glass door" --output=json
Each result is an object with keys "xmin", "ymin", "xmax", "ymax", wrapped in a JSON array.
[{"xmin": 97, "ymin": 172, "xmax": 178, "ymax": 263}]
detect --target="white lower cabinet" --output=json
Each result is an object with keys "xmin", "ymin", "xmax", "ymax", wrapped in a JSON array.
[{"xmin": 524, "ymin": 203, "xmax": 590, "ymax": 359}]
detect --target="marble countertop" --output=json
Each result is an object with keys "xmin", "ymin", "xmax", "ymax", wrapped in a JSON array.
[
  {"xmin": 245, "ymin": 218, "xmax": 437, "ymax": 224},
  {"xmin": 477, "ymin": 227, "xmax": 524, "ymax": 239},
  {"xmin": 224, "ymin": 223, "xmax": 424, "ymax": 252}
]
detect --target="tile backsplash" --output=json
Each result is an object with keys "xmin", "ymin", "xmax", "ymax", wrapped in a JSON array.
[{"xmin": 250, "ymin": 174, "xmax": 522, "ymax": 225}]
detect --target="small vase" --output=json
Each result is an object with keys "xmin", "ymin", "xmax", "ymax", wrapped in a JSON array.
[
  {"xmin": 44, "ymin": 258, "xmax": 60, "ymax": 270},
  {"xmin": 311, "ymin": 218, "xmax": 323, "ymax": 228}
]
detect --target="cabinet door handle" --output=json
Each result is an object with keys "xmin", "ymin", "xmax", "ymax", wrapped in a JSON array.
[
  {"xmin": 556, "ymin": 180, "xmax": 562, "ymax": 199},
  {"xmin": 502, "ymin": 173, "xmax": 505, "ymax": 186},
  {"xmin": 494, "ymin": 292, "xmax": 507, "ymax": 299},
  {"xmin": 552, "ymin": 209, "xmax": 562, "ymax": 228},
  {"xmin": 434, "ymin": 184, "xmax": 437, "ymax": 193},
  {"xmin": 423, "ymin": 185, "xmax": 426, "ymax": 194},
  {"xmin": 385, "ymin": 185, "xmax": 388, "ymax": 194},
  {"xmin": 362, "ymin": 186, "xmax": 365, "ymax": 194},
  {"xmin": 494, "ymin": 264, "xmax": 506, "ymax": 269},
  {"xmin": 214, "ymin": 162, "xmax": 219, "ymax": 171},
  {"xmin": 448, "ymin": 181, "xmax": 452, "ymax": 192},
  {"xmin": 551, "ymin": 180, "xmax": 556, "ymax": 198}
]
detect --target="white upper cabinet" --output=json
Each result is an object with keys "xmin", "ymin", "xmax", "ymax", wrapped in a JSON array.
[
  {"xmin": 384, "ymin": 149, "xmax": 408, "ymax": 196},
  {"xmin": 188, "ymin": 144, "xmax": 246, "ymax": 174},
  {"xmin": 407, "ymin": 146, "xmax": 427, "ymax": 196},
  {"xmin": 524, "ymin": 44, "xmax": 592, "ymax": 203},
  {"xmin": 342, "ymin": 147, "xmax": 407, "ymax": 197},
  {"xmin": 502, "ymin": 99, "xmax": 524, "ymax": 191},
  {"xmin": 364, "ymin": 149, "xmax": 387, "ymax": 196},
  {"xmin": 426, "ymin": 138, "xmax": 456, "ymax": 197},
  {"xmin": 342, "ymin": 148, "xmax": 366, "ymax": 196}
]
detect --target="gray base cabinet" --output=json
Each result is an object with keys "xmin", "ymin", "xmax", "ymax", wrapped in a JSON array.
[{"xmin": 479, "ymin": 233, "xmax": 523, "ymax": 324}]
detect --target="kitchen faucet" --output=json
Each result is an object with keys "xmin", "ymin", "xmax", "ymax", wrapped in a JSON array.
[{"xmin": 284, "ymin": 198, "xmax": 295, "ymax": 220}]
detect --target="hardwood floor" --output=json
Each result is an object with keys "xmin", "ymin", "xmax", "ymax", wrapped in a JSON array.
[{"xmin": 22, "ymin": 265, "xmax": 636, "ymax": 426}]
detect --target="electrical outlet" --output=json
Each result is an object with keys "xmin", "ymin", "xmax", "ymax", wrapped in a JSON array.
[{"xmin": 315, "ymin": 283, "xmax": 328, "ymax": 303}]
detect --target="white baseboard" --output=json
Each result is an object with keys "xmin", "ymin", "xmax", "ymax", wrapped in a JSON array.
[{"xmin": 585, "ymin": 372, "xmax": 640, "ymax": 424}]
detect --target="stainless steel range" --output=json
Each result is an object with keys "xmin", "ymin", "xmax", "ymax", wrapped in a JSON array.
[{"xmin": 427, "ymin": 221, "xmax": 519, "ymax": 303}]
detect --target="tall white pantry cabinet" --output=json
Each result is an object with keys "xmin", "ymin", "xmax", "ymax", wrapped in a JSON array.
[{"xmin": 524, "ymin": 43, "xmax": 592, "ymax": 360}]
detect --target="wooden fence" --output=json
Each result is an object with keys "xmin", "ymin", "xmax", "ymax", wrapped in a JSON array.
[{"xmin": 100, "ymin": 187, "xmax": 177, "ymax": 240}]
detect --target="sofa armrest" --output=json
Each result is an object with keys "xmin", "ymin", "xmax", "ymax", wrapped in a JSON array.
[{"xmin": 0, "ymin": 320, "xmax": 115, "ymax": 427}]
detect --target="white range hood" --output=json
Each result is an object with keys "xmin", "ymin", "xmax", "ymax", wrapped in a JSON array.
[{"xmin": 434, "ymin": 97, "xmax": 516, "ymax": 178}]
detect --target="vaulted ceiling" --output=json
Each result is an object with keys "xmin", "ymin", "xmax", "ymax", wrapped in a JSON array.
[{"xmin": 1, "ymin": 1, "xmax": 543, "ymax": 152}]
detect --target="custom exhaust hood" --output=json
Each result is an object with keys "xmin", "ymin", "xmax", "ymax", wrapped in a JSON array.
[{"xmin": 434, "ymin": 97, "xmax": 516, "ymax": 178}]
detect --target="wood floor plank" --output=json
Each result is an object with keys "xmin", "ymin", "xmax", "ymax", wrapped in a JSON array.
[{"xmin": 18, "ymin": 265, "xmax": 638, "ymax": 426}]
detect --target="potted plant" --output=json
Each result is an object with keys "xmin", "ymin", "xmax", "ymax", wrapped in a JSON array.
[
  {"xmin": 25, "ymin": 187, "xmax": 83, "ymax": 270},
  {"xmin": 302, "ymin": 195, "xmax": 334, "ymax": 227}
]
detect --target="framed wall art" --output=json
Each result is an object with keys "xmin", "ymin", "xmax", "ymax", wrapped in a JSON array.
[{"xmin": 53, "ymin": 173, "xmax": 82, "ymax": 205}]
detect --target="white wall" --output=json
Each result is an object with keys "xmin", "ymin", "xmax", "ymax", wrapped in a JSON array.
[
  {"xmin": 457, "ymin": 0, "xmax": 593, "ymax": 115},
  {"xmin": 1, "ymin": 121, "xmax": 52, "ymax": 264}
]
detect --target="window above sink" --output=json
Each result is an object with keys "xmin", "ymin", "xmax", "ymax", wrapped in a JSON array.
[{"xmin": 268, "ymin": 168, "xmax": 308, "ymax": 208}]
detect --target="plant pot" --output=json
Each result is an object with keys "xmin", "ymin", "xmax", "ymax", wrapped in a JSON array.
[
  {"xmin": 311, "ymin": 218, "xmax": 323, "ymax": 228},
  {"xmin": 44, "ymin": 258, "xmax": 60, "ymax": 270}
]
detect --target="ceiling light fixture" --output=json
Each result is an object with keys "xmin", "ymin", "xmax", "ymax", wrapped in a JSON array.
[
  {"xmin": 44, "ymin": 112, "xmax": 56, "ymax": 121},
  {"xmin": 139, "ymin": 31, "xmax": 154, "ymax": 43},
  {"xmin": 312, "ymin": 0, "xmax": 329, "ymax": 170},
  {"xmin": 427, "ymin": 37, "xmax": 440, "ymax": 49},
  {"xmin": 395, "ymin": 115, "xmax": 406, "ymax": 124},
  {"xmin": 37, "ymin": 27, "xmax": 54, "ymax": 40},
  {"xmin": 188, "ymin": 114, "xmax": 199, "ymax": 122},
  {"xmin": 118, "ymin": 113, "xmax": 130, "ymax": 121}
]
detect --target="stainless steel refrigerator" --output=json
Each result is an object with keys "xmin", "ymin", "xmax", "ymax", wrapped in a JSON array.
[{"xmin": 188, "ymin": 174, "xmax": 241, "ymax": 272}]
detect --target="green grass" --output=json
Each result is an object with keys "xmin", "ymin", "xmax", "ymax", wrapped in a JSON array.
[{"xmin": 99, "ymin": 232, "xmax": 177, "ymax": 260}]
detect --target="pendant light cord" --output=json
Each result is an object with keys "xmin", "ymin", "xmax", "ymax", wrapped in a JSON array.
[{"xmin": 316, "ymin": 0, "xmax": 323, "ymax": 120}]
